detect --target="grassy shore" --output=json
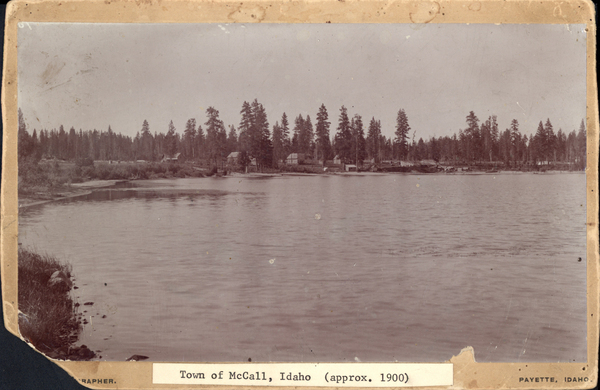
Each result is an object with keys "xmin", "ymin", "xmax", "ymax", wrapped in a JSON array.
[
  {"xmin": 18, "ymin": 159, "xmax": 207, "ymax": 200},
  {"xmin": 18, "ymin": 248, "xmax": 95, "ymax": 360}
]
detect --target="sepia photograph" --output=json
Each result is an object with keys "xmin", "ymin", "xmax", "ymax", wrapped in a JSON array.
[{"xmin": 12, "ymin": 21, "xmax": 590, "ymax": 366}]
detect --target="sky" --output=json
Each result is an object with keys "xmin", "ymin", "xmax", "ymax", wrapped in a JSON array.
[{"xmin": 18, "ymin": 22, "xmax": 587, "ymax": 140}]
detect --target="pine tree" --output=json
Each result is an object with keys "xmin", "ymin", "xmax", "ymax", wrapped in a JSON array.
[
  {"xmin": 430, "ymin": 137, "xmax": 441, "ymax": 162},
  {"xmin": 140, "ymin": 120, "xmax": 153, "ymax": 160},
  {"xmin": 164, "ymin": 120, "xmax": 178, "ymax": 158},
  {"xmin": 577, "ymin": 119, "xmax": 586, "ymax": 169},
  {"xmin": 464, "ymin": 111, "xmax": 479, "ymax": 161},
  {"xmin": 544, "ymin": 118, "xmax": 556, "ymax": 163},
  {"xmin": 218, "ymin": 125, "xmax": 228, "ymax": 165},
  {"xmin": 58, "ymin": 125, "xmax": 68, "ymax": 160},
  {"xmin": 334, "ymin": 106, "xmax": 352, "ymax": 163},
  {"xmin": 238, "ymin": 101, "xmax": 253, "ymax": 166},
  {"xmin": 196, "ymin": 124, "xmax": 205, "ymax": 161},
  {"xmin": 533, "ymin": 121, "xmax": 546, "ymax": 164},
  {"xmin": 205, "ymin": 107, "xmax": 225, "ymax": 167},
  {"xmin": 280, "ymin": 113, "xmax": 291, "ymax": 159},
  {"xmin": 415, "ymin": 138, "xmax": 427, "ymax": 161},
  {"xmin": 18, "ymin": 108, "xmax": 35, "ymax": 160},
  {"xmin": 315, "ymin": 104, "xmax": 331, "ymax": 163},
  {"xmin": 272, "ymin": 121, "xmax": 285, "ymax": 167},
  {"xmin": 509, "ymin": 119, "xmax": 520, "ymax": 164},
  {"xmin": 556, "ymin": 129, "xmax": 566, "ymax": 161},
  {"xmin": 500, "ymin": 129, "xmax": 513, "ymax": 165},
  {"xmin": 68, "ymin": 127, "xmax": 77, "ymax": 160},
  {"xmin": 351, "ymin": 114, "xmax": 366, "ymax": 165},
  {"xmin": 366, "ymin": 117, "xmax": 381, "ymax": 163},
  {"xmin": 489, "ymin": 115, "xmax": 499, "ymax": 162},
  {"xmin": 183, "ymin": 118, "xmax": 197, "ymax": 160},
  {"xmin": 227, "ymin": 125, "xmax": 238, "ymax": 156},
  {"xmin": 394, "ymin": 109, "xmax": 411, "ymax": 160},
  {"xmin": 299, "ymin": 115, "xmax": 314, "ymax": 157},
  {"xmin": 292, "ymin": 114, "xmax": 304, "ymax": 153},
  {"xmin": 251, "ymin": 100, "xmax": 272, "ymax": 169},
  {"xmin": 480, "ymin": 118, "xmax": 491, "ymax": 162},
  {"xmin": 183, "ymin": 118, "xmax": 196, "ymax": 159}
]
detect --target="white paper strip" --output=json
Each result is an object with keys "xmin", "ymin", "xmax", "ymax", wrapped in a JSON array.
[{"xmin": 153, "ymin": 363, "xmax": 453, "ymax": 387}]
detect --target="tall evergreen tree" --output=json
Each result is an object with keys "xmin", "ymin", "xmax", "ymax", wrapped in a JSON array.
[
  {"xmin": 195, "ymin": 124, "xmax": 205, "ymax": 161},
  {"xmin": 430, "ymin": 136, "xmax": 441, "ymax": 162},
  {"xmin": 366, "ymin": 117, "xmax": 381, "ymax": 163},
  {"xmin": 250, "ymin": 99, "xmax": 272, "ymax": 169},
  {"xmin": 509, "ymin": 119, "xmax": 521, "ymax": 164},
  {"xmin": 164, "ymin": 120, "xmax": 178, "ymax": 157},
  {"xmin": 280, "ymin": 112, "xmax": 291, "ymax": 158},
  {"xmin": 334, "ymin": 106, "xmax": 352, "ymax": 163},
  {"xmin": 205, "ymin": 107, "xmax": 225, "ymax": 166},
  {"xmin": 315, "ymin": 104, "xmax": 331, "ymax": 162},
  {"xmin": 272, "ymin": 121, "xmax": 283, "ymax": 166},
  {"xmin": 394, "ymin": 108, "xmax": 411, "ymax": 160},
  {"xmin": 533, "ymin": 120, "xmax": 546, "ymax": 164},
  {"xmin": 299, "ymin": 115, "xmax": 314, "ymax": 156},
  {"xmin": 292, "ymin": 114, "xmax": 304, "ymax": 153},
  {"xmin": 183, "ymin": 118, "xmax": 197, "ymax": 160},
  {"xmin": 18, "ymin": 108, "xmax": 35, "ymax": 160},
  {"xmin": 58, "ymin": 125, "xmax": 67, "ymax": 160},
  {"xmin": 464, "ymin": 111, "xmax": 480, "ymax": 161},
  {"xmin": 351, "ymin": 114, "xmax": 366, "ymax": 165},
  {"xmin": 480, "ymin": 118, "xmax": 491, "ymax": 161},
  {"xmin": 498, "ymin": 129, "xmax": 511, "ymax": 165},
  {"xmin": 415, "ymin": 138, "xmax": 427, "ymax": 161},
  {"xmin": 218, "ymin": 124, "xmax": 228, "ymax": 164},
  {"xmin": 490, "ymin": 115, "xmax": 499, "ymax": 161},
  {"xmin": 238, "ymin": 101, "xmax": 253, "ymax": 163},
  {"xmin": 140, "ymin": 119, "xmax": 153, "ymax": 160},
  {"xmin": 577, "ymin": 119, "xmax": 586, "ymax": 168},
  {"xmin": 544, "ymin": 118, "xmax": 556, "ymax": 162},
  {"xmin": 556, "ymin": 129, "xmax": 567, "ymax": 161},
  {"xmin": 227, "ymin": 125, "xmax": 238, "ymax": 156},
  {"xmin": 67, "ymin": 127, "xmax": 77, "ymax": 160}
]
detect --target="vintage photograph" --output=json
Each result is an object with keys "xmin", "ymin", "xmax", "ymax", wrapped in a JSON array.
[{"xmin": 15, "ymin": 22, "xmax": 587, "ymax": 364}]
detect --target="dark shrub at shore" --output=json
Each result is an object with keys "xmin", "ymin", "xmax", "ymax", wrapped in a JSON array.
[
  {"xmin": 18, "ymin": 248, "xmax": 95, "ymax": 360},
  {"xmin": 75, "ymin": 156, "xmax": 94, "ymax": 167},
  {"xmin": 18, "ymin": 160, "xmax": 69, "ymax": 196},
  {"xmin": 279, "ymin": 164, "xmax": 325, "ymax": 174}
]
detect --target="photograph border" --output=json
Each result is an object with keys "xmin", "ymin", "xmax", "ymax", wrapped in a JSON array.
[{"xmin": 2, "ymin": 0, "xmax": 598, "ymax": 389}]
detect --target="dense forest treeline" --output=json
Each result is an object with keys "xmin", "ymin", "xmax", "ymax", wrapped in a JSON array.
[{"xmin": 18, "ymin": 101, "xmax": 587, "ymax": 170}]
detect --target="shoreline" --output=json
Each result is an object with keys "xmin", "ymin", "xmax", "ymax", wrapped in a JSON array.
[{"xmin": 17, "ymin": 168, "xmax": 584, "ymax": 208}]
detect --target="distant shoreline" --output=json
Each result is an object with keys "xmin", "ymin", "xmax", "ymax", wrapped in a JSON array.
[{"xmin": 17, "ymin": 163, "xmax": 584, "ymax": 209}]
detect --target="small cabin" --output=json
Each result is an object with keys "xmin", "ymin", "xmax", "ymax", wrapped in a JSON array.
[
  {"xmin": 161, "ymin": 152, "xmax": 181, "ymax": 163},
  {"xmin": 345, "ymin": 164, "xmax": 357, "ymax": 172},
  {"xmin": 227, "ymin": 152, "xmax": 240, "ymax": 165},
  {"xmin": 419, "ymin": 159, "xmax": 437, "ymax": 167},
  {"xmin": 286, "ymin": 153, "xmax": 305, "ymax": 165}
]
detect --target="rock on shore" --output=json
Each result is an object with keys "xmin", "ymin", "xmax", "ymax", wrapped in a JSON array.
[{"xmin": 47, "ymin": 270, "xmax": 73, "ymax": 292}]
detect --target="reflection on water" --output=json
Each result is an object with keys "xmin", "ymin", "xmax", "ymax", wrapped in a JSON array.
[{"xmin": 18, "ymin": 173, "xmax": 587, "ymax": 362}]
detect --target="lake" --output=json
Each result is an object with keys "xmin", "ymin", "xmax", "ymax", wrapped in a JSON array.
[{"xmin": 18, "ymin": 172, "xmax": 587, "ymax": 363}]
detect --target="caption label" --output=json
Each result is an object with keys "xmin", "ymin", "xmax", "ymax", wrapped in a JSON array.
[{"xmin": 153, "ymin": 363, "xmax": 453, "ymax": 387}]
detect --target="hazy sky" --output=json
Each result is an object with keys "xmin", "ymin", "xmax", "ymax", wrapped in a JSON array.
[{"xmin": 18, "ymin": 23, "xmax": 587, "ymax": 140}]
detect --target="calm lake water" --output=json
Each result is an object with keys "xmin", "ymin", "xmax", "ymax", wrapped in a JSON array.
[{"xmin": 18, "ymin": 172, "xmax": 587, "ymax": 363}]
